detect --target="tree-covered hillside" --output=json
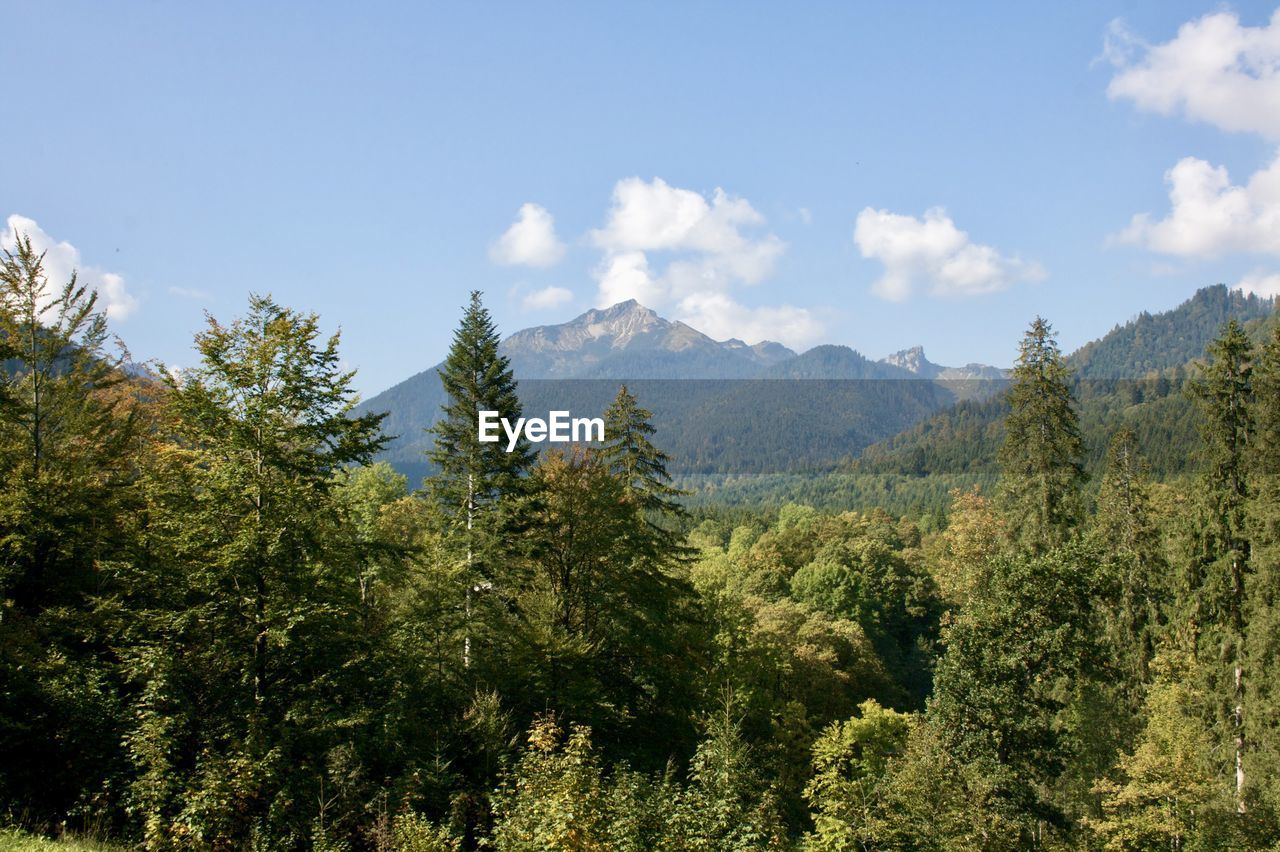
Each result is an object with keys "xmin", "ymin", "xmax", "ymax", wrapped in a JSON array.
[{"xmin": 11, "ymin": 240, "xmax": 1280, "ymax": 849}]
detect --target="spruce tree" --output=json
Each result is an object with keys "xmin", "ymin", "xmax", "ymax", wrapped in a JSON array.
[
  {"xmin": 429, "ymin": 291, "xmax": 533, "ymax": 667},
  {"xmin": 598, "ymin": 384, "xmax": 688, "ymax": 559},
  {"xmin": 430, "ymin": 291, "xmax": 532, "ymax": 544},
  {"xmin": 1246, "ymin": 324, "xmax": 1280, "ymax": 817},
  {"xmin": 997, "ymin": 316, "xmax": 1085, "ymax": 552},
  {"xmin": 1187, "ymin": 318, "xmax": 1253, "ymax": 812},
  {"xmin": 599, "ymin": 384, "xmax": 683, "ymax": 516},
  {"xmin": 1093, "ymin": 427, "xmax": 1165, "ymax": 699}
]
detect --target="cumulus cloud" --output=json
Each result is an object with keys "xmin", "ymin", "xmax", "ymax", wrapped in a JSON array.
[
  {"xmin": 1238, "ymin": 269, "xmax": 1280, "ymax": 297},
  {"xmin": 853, "ymin": 206, "xmax": 1044, "ymax": 301},
  {"xmin": 583, "ymin": 177, "xmax": 814, "ymax": 347},
  {"xmin": 585, "ymin": 177, "xmax": 818, "ymax": 348},
  {"xmin": 1112, "ymin": 152, "xmax": 1280, "ymax": 257},
  {"xmin": 1, "ymin": 214, "xmax": 138, "ymax": 320},
  {"xmin": 489, "ymin": 203, "xmax": 566, "ymax": 267},
  {"xmin": 1106, "ymin": 10, "xmax": 1280, "ymax": 140},
  {"xmin": 521, "ymin": 285, "xmax": 573, "ymax": 311},
  {"xmin": 677, "ymin": 292, "xmax": 824, "ymax": 348}
]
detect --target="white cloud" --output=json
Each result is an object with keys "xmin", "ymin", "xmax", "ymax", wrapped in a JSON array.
[
  {"xmin": 595, "ymin": 251, "xmax": 667, "ymax": 307},
  {"xmin": 1237, "ymin": 268, "xmax": 1280, "ymax": 297},
  {"xmin": 677, "ymin": 291, "xmax": 824, "ymax": 349},
  {"xmin": 1, "ymin": 214, "xmax": 138, "ymax": 320},
  {"xmin": 585, "ymin": 177, "xmax": 813, "ymax": 345},
  {"xmin": 489, "ymin": 203, "xmax": 566, "ymax": 267},
  {"xmin": 1112, "ymin": 152, "xmax": 1280, "ymax": 257},
  {"xmin": 853, "ymin": 206, "xmax": 1044, "ymax": 301},
  {"xmin": 589, "ymin": 177, "xmax": 786, "ymax": 303},
  {"xmin": 521, "ymin": 285, "xmax": 573, "ymax": 311},
  {"xmin": 1106, "ymin": 10, "xmax": 1280, "ymax": 140}
]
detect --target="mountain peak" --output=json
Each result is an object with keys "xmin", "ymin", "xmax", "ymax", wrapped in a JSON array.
[{"xmin": 881, "ymin": 346, "xmax": 940, "ymax": 377}]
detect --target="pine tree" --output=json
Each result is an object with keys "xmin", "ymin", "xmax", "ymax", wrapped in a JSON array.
[
  {"xmin": 599, "ymin": 384, "xmax": 683, "ymax": 515},
  {"xmin": 1187, "ymin": 319, "xmax": 1253, "ymax": 812},
  {"xmin": 1246, "ymin": 324, "xmax": 1280, "ymax": 818},
  {"xmin": 430, "ymin": 291, "xmax": 533, "ymax": 531},
  {"xmin": 429, "ymin": 291, "xmax": 533, "ymax": 669},
  {"xmin": 997, "ymin": 317, "xmax": 1085, "ymax": 553},
  {"xmin": 1093, "ymin": 427, "xmax": 1166, "ymax": 701},
  {"xmin": 598, "ymin": 384, "xmax": 688, "ymax": 560}
]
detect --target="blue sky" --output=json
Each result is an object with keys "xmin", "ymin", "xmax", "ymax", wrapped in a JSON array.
[{"xmin": 5, "ymin": 2, "xmax": 1280, "ymax": 394}]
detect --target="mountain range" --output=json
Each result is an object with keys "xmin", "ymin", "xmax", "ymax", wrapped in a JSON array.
[
  {"xmin": 357, "ymin": 299, "xmax": 1004, "ymax": 479},
  {"xmin": 357, "ymin": 285, "xmax": 1275, "ymax": 490}
]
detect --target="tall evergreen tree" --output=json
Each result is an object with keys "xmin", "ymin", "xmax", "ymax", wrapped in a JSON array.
[
  {"xmin": 1092, "ymin": 427, "xmax": 1166, "ymax": 700},
  {"xmin": 599, "ymin": 384, "xmax": 683, "ymax": 516},
  {"xmin": 1247, "ymin": 324, "xmax": 1280, "ymax": 818},
  {"xmin": 428, "ymin": 291, "xmax": 533, "ymax": 669},
  {"xmin": 598, "ymin": 384, "xmax": 690, "ymax": 562},
  {"xmin": 997, "ymin": 316, "xmax": 1085, "ymax": 553},
  {"xmin": 1187, "ymin": 319, "xmax": 1253, "ymax": 811},
  {"xmin": 429, "ymin": 290, "xmax": 533, "ymax": 529}
]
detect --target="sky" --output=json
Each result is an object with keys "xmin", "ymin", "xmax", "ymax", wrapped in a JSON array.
[{"xmin": 5, "ymin": 1, "xmax": 1280, "ymax": 395}]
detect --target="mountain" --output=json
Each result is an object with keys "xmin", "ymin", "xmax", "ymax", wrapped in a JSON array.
[
  {"xmin": 879, "ymin": 346, "xmax": 1008, "ymax": 401},
  {"xmin": 360, "ymin": 287, "xmax": 1265, "ymax": 489},
  {"xmin": 357, "ymin": 300, "xmax": 802, "ymax": 478},
  {"xmin": 853, "ymin": 284, "xmax": 1277, "ymax": 482},
  {"xmin": 1069, "ymin": 285, "xmax": 1273, "ymax": 379},
  {"xmin": 881, "ymin": 345, "xmax": 942, "ymax": 378},
  {"xmin": 502, "ymin": 300, "xmax": 795, "ymax": 379},
  {"xmin": 357, "ymin": 304, "xmax": 961, "ymax": 479}
]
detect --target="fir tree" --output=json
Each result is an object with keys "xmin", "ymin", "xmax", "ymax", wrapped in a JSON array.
[
  {"xmin": 598, "ymin": 384, "xmax": 688, "ymax": 560},
  {"xmin": 1247, "ymin": 324, "xmax": 1280, "ymax": 818},
  {"xmin": 429, "ymin": 291, "xmax": 533, "ymax": 670},
  {"xmin": 429, "ymin": 291, "xmax": 533, "ymax": 566},
  {"xmin": 1093, "ymin": 427, "xmax": 1166, "ymax": 700},
  {"xmin": 599, "ymin": 384, "xmax": 683, "ymax": 516},
  {"xmin": 1187, "ymin": 319, "xmax": 1253, "ymax": 811},
  {"xmin": 997, "ymin": 316, "xmax": 1085, "ymax": 553}
]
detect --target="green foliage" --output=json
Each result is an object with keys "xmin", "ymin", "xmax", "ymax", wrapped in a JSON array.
[
  {"xmin": 0, "ymin": 829, "xmax": 123, "ymax": 851},
  {"xmin": 428, "ymin": 290, "xmax": 533, "ymax": 578},
  {"xmin": 122, "ymin": 295, "xmax": 389, "ymax": 848},
  {"xmin": 0, "ymin": 233, "xmax": 141, "ymax": 828},
  {"xmin": 14, "ymin": 277, "xmax": 1280, "ymax": 849},
  {"xmin": 488, "ymin": 715, "xmax": 680, "ymax": 851},
  {"xmin": 927, "ymin": 543, "xmax": 1104, "ymax": 841},
  {"xmin": 997, "ymin": 316, "xmax": 1086, "ymax": 552},
  {"xmin": 667, "ymin": 695, "xmax": 789, "ymax": 851},
  {"xmin": 1091, "ymin": 427, "xmax": 1168, "ymax": 709},
  {"xmin": 1088, "ymin": 643, "xmax": 1243, "ymax": 851},
  {"xmin": 1071, "ymin": 284, "xmax": 1272, "ymax": 379},
  {"xmin": 803, "ymin": 699, "xmax": 911, "ymax": 850}
]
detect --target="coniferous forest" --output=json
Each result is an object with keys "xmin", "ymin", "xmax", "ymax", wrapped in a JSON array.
[{"xmin": 10, "ymin": 224, "xmax": 1280, "ymax": 852}]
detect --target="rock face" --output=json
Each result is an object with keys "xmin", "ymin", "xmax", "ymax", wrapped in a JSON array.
[
  {"xmin": 881, "ymin": 345, "xmax": 943, "ymax": 379},
  {"xmin": 881, "ymin": 346, "xmax": 1007, "ymax": 383},
  {"xmin": 500, "ymin": 300, "xmax": 796, "ymax": 379}
]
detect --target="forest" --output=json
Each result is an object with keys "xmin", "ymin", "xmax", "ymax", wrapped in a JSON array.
[{"xmin": 6, "ymin": 230, "xmax": 1280, "ymax": 851}]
